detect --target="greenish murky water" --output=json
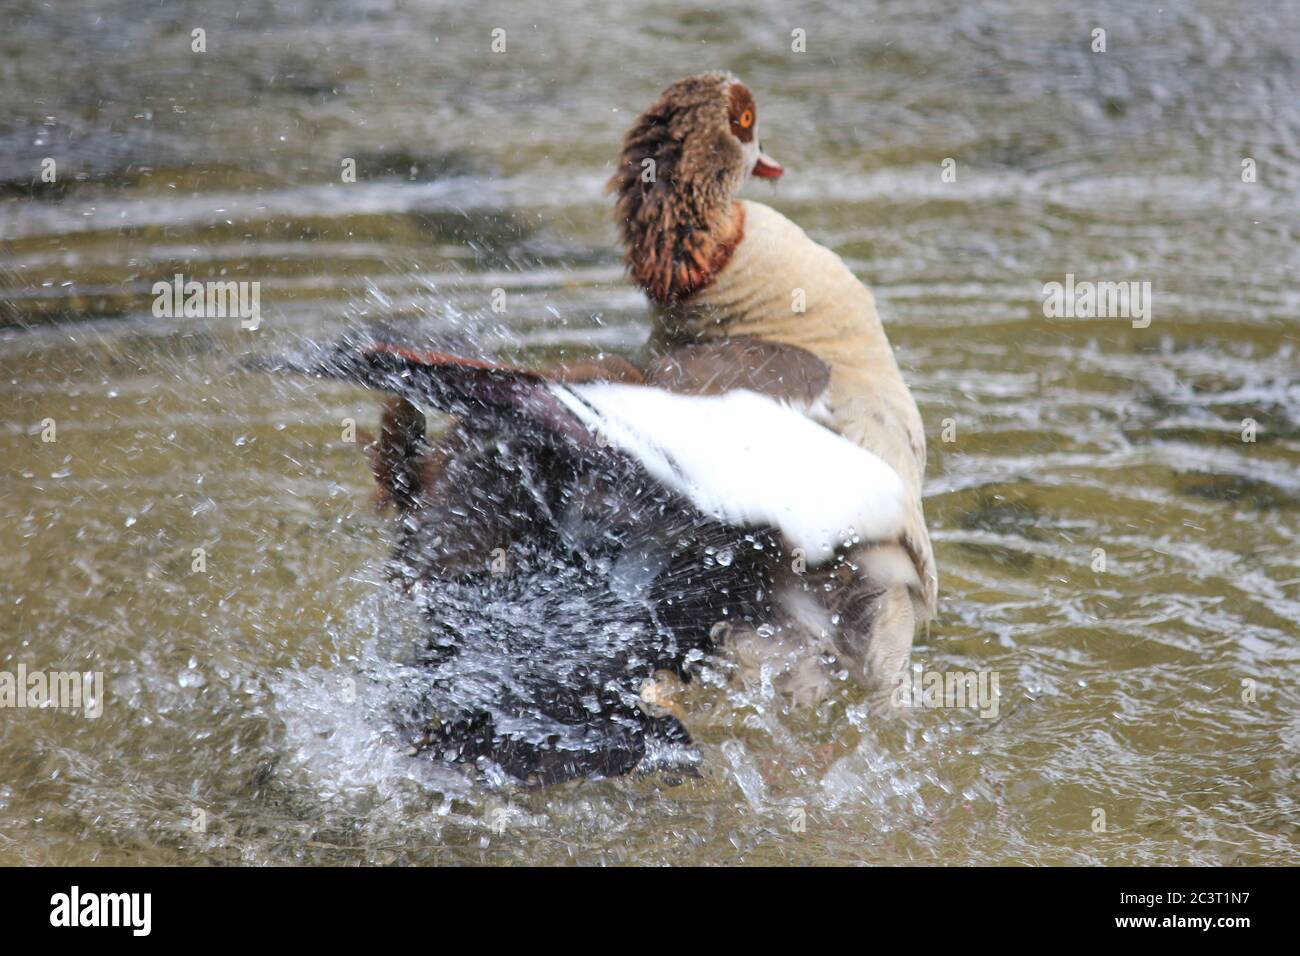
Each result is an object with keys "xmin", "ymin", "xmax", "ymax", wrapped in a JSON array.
[{"xmin": 2, "ymin": 0, "xmax": 1298, "ymax": 864}]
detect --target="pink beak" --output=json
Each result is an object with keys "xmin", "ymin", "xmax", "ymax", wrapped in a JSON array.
[{"xmin": 753, "ymin": 149, "xmax": 783, "ymax": 179}]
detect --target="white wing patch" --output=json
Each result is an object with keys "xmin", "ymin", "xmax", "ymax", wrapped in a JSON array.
[{"xmin": 552, "ymin": 383, "xmax": 905, "ymax": 565}]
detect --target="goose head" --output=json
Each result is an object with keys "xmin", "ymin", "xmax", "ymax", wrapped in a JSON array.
[{"xmin": 610, "ymin": 72, "xmax": 782, "ymax": 305}]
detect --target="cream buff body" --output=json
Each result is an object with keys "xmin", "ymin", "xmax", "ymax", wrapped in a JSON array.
[{"xmin": 648, "ymin": 199, "xmax": 937, "ymax": 620}]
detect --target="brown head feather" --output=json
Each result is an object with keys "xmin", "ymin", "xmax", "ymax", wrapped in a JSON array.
[{"xmin": 609, "ymin": 72, "xmax": 758, "ymax": 304}]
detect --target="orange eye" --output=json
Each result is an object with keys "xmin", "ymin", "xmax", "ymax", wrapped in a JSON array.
[{"xmin": 738, "ymin": 109, "xmax": 754, "ymax": 129}]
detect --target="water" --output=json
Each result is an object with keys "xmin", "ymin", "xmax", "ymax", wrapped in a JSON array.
[{"xmin": 2, "ymin": 0, "xmax": 1298, "ymax": 864}]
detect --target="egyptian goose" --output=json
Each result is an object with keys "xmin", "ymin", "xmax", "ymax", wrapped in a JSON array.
[{"xmin": 268, "ymin": 72, "xmax": 935, "ymax": 784}]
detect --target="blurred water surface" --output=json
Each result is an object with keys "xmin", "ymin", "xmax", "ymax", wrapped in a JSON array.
[{"xmin": 1, "ymin": 0, "xmax": 1298, "ymax": 864}]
